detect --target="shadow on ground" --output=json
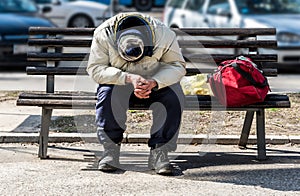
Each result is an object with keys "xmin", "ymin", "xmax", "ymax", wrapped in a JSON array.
[
  {"xmin": 174, "ymin": 149, "xmax": 300, "ymax": 192},
  {"xmin": 47, "ymin": 144, "xmax": 300, "ymax": 192}
]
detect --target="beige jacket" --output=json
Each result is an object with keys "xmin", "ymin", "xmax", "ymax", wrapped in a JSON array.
[{"xmin": 87, "ymin": 12, "xmax": 186, "ymax": 89}]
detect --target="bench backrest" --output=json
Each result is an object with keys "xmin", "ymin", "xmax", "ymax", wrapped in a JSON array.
[{"xmin": 27, "ymin": 27, "xmax": 278, "ymax": 93}]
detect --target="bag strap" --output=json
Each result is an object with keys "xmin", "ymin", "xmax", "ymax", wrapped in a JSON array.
[
  {"xmin": 208, "ymin": 72, "xmax": 227, "ymax": 102},
  {"xmin": 231, "ymin": 63, "xmax": 269, "ymax": 88}
]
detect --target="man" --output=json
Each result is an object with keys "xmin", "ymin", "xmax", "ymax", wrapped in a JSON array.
[{"xmin": 87, "ymin": 12, "xmax": 186, "ymax": 175}]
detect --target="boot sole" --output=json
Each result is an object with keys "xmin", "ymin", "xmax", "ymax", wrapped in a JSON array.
[
  {"xmin": 156, "ymin": 167, "xmax": 173, "ymax": 175},
  {"xmin": 155, "ymin": 163, "xmax": 173, "ymax": 175},
  {"xmin": 98, "ymin": 163, "xmax": 118, "ymax": 172}
]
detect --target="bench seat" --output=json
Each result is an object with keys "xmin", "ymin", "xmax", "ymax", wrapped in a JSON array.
[{"xmin": 17, "ymin": 92, "xmax": 290, "ymax": 110}]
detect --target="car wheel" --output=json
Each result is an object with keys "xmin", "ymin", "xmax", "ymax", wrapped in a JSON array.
[
  {"xmin": 134, "ymin": 0, "xmax": 152, "ymax": 11},
  {"xmin": 68, "ymin": 15, "xmax": 94, "ymax": 28}
]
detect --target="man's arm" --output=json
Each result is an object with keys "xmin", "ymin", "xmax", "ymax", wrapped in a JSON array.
[
  {"xmin": 87, "ymin": 30, "xmax": 128, "ymax": 85},
  {"xmin": 151, "ymin": 29, "xmax": 186, "ymax": 89}
]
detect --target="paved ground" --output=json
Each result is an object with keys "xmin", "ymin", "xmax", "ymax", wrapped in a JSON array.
[
  {"xmin": 0, "ymin": 94, "xmax": 299, "ymax": 195},
  {"xmin": 0, "ymin": 143, "xmax": 299, "ymax": 195}
]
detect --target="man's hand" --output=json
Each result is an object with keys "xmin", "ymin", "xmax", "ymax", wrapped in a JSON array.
[
  {"xmin": 126, "ymin": 73, "xmax": 148, "ymax": 89},
  {"xmin": 126, "ymin": 74, "xmax": 157, "ymax": 99},
  {"xmin": 134, "ymin": 79, "xmax": 157, "ymax": 99}
]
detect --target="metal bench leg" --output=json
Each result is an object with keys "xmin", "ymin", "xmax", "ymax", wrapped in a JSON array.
[
  {"xmin": 38, "ymin": 108, "xmax": 52, "ymax": 159},
  {"xmin": 238, "ymin": 111, "xmax": 255, "ymax": 149},
  {"xmin": 256, "ymin": 109, "xmax": 267, "ymax": 160}
]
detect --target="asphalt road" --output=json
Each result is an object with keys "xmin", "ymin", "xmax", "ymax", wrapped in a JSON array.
[{"xmin": 0, "ymin": 8, "xmax": 299, "ymax": 93}]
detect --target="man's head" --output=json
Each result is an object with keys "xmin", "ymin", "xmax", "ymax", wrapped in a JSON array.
[
  {"xmin": 115, "ymin": 15, "xmax": 153, "ymax": 62},
  {"xmin": 117, "ymin": 28, "xmax": 145, "ymax": 62}
]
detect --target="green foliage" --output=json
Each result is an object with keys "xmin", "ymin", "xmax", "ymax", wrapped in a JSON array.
[{"xmin": 267, "ymin": 108, "xmax": 279, "ymax": 112}]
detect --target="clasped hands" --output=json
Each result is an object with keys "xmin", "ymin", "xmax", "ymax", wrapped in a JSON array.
[{"xmin": 126, "ymin": 73, "xmax": 157, "ymax": 99}]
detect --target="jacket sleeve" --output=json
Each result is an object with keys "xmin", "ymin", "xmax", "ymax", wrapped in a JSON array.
[
  {"xmin": 151, "ymin": 31, "xmax": 186, "ymax": 89},
  {"xmin": 86, "ymin": 30, "xmax": 127, "ymax": 85}
]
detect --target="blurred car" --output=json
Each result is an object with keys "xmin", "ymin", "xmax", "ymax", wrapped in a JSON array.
[
  {"xmin": 0, "ymin": 0, "xmax": 56, "ymax": 67},
  {"xmin": 34, "ymin": 0, "xmax": 110, "ymax": 27},
  {"xmin": 163, "ymin": 0, "xmax": 300, "ymax": 71},
  {"xmin": 87, "ymin": 0, "xmax": 167, "ymax": 11}
]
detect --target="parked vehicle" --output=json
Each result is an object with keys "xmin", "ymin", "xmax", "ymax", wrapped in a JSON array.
[
  {"xmin": 0, "ymin": 0, "xmax": 56, "ymax": 67},
  {"xmin": 87, "ymin": 0, "xmax": 167, "ymax": 11},
  {"xmin": 34, "ymin": 0, "xmax": 110, "ymax": 27},
  {"xmin": 163, "ymin": 0, "xmax": 300, "ymax": 71}
]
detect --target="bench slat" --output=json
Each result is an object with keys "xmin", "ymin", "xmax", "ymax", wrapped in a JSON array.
[
  {"xmin": 18, "ymin": 92, "xmax": 290, "ymax": 101},
  {"xmin": 25, "ymin": 66, "xmax": 278, "ymax": 77},
  {"xmin": 28, "ymin": 39, "xmax": 277, "ymax": 48},
  {"xmin": 26, "ymin": 66, "xmax": 88, "ymax": 75},
  {"xmin": 29, "ymin": 27, "xmax": 276, "ymax": 36},
  {"xmin": 29, "ymin": 27, "xmax": 96, "ymax": 35},
  {"xmin": 28, "ymin": 53, "xmax": 278, "ymax": 63},
  {"xmin": 28, "ymin": 53, "xmax": 88, "ymax": 61},
  {"xmin": 28, "ymin": 39, "xmax": 92, "ymax": 47},
  {"xmin": 17, "ymin": 93, "xmax": 290, "ymax": 109},
  {"xmin": 184, "ymin": 54, "xmax": 277, "ymax": 63},
  {"xmin": 178, "ymin": 40, "xmax": 277, "ymax": 48},
  {"xmin": 173, "ymin": 28, "xmax": 276, "ymax": 36},
  {"xmin": 17, "ymin": 100, "xmax": 291, "ymax": 110}
]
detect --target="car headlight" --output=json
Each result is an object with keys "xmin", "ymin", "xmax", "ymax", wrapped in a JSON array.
[{"xmin": 277, "ymin": 32, "xmax": 300, "ymax": 43}]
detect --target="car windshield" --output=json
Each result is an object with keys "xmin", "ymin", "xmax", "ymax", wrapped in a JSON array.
[
  {"xmin": 0, "ymin": 0, "xmax": 38, "ymax": 13},
  {"xmin": 235, "ymin": 0, "xmax": 300, "ymax": 14}
]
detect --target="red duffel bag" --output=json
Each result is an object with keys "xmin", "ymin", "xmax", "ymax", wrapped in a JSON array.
[{"xmin": 208, "ymin": 56, "xmax": 270, "ymax": 107}]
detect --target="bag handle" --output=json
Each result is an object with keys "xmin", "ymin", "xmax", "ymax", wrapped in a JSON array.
[{"xmin": 231, "ymin": 63, "xmax": 269, "ymax": 88}]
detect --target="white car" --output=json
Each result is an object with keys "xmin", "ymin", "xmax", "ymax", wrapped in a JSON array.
[
  {"xmin": 163, "ymin": 0, "xmax": 300, "ymax": 71},
  {"xmin": 35, "ymin": 0, "xmax": 111, "ymax": 27}
]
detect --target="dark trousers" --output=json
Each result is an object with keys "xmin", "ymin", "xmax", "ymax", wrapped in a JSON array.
[{"xmin": 95, "ymin": 82, "xmax": 185, "ymax": 151}]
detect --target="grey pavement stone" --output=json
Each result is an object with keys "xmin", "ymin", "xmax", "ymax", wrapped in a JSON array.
[{"xmin": 0, "ymin": 143, "xmax": 299, "ymax": 195}]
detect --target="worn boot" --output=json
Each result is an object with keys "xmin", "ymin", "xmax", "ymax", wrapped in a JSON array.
[
  {"xmin": 148, "ymin": 144, "xmax": 173, "ymax": 175},
  {"xmin": 98, "ymin": 142, "xmax": 121, "ymax": 172}
]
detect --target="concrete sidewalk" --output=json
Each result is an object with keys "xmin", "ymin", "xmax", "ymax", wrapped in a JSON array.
[{"xmin": 0, "ymin": 143, "xmax": 299, "ymax": 195}]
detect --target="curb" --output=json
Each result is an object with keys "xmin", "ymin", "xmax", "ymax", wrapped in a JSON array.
[{"xmin": 0, "ymin": 133, "xmax": 299, "ymax": 145}]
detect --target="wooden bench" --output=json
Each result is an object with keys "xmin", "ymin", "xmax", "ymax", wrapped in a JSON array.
[{"xmin": 16, "ymin": 27, "xmax": 291, "ymax": 160}]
